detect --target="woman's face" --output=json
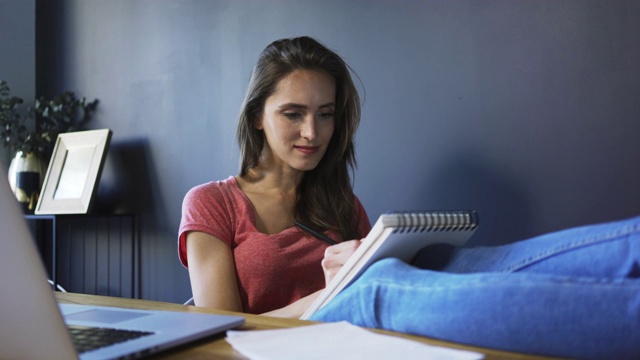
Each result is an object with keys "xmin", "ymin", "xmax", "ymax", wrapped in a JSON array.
[{"xmin": 256, "ymin": 69, "xmax": 336, "ymax": 173}]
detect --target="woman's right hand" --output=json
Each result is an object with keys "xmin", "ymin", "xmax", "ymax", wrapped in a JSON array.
[{"xmin": 321, "ymin": 239, "xmax": 362, "ymax": 285}]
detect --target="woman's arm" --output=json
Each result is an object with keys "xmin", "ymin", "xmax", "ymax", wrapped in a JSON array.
[
  {"xmin": 186, "ymin": 231, "xmax": 243, "ymax": 312},
  {"xmin": 262, "ymin": 239, "xmax": 362, "ymax": 318},
  {"xmin": 187, "ymin": 232, "xmax": 361, "ymax": 318}
]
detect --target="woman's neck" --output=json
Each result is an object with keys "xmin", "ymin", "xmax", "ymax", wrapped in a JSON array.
[
  {"xmin": 236, "ymin": 168, "xmax": 302, "ymax": 234},
  {"xmin": 240, "ymin": 166, "xmax": 302, "ymax": 196}
]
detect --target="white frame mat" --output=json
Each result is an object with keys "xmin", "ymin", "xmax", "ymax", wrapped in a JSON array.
[{"xmin": 35, "ymin": 129, "xmax": 112, "ymax": 215}]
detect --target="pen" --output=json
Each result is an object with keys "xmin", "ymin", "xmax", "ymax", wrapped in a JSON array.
[{"xmin": 294, "ymin": 221, "xmax": 338, "ymax": 245}]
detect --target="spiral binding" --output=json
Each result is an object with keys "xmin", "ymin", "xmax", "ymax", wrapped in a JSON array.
[{"xmin": 390, "ymin": 211, "xmax": 478, "ymax": 233}]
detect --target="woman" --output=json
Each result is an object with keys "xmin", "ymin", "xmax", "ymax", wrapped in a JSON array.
[
  {"xmin": 179, "ymin": 36, "xmax": 640, "ymax": 358},
  {"xmin": 179, "ymin": 36, "xmax": 371, "ymax": 317}
]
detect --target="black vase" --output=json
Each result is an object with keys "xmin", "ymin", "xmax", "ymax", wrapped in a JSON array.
[
  {"xmin": 8, "ymin": 151, "xmax": 47, "ymax": 214},
  {"xmin": 15, "ymin": 171, "xmax": 41, "ymax": 213}
]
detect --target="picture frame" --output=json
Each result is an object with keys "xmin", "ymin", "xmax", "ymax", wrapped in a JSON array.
[{"xmin": 35, "ymin": 129, "xmax": 112, "ymax": 215}]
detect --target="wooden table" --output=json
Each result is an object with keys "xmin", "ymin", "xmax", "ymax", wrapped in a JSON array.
[{"xmin": 56, "ymin": 292, "xmax": 561, "ymax": 360}]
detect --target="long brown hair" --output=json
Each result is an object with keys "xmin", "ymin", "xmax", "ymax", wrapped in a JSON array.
[{"xmin": 237, "ymin": 36, "xmax": 362, "ymax": 239}]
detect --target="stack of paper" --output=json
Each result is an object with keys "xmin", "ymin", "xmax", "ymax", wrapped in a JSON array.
[{"xmin": 226, "ymin": 321, "xmax": 483, "ymax": 360}]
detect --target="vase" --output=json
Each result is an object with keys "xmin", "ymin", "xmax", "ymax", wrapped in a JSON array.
[{"xmin": 7, "ymin": 151, "xmax": 47, "ymax": 213}]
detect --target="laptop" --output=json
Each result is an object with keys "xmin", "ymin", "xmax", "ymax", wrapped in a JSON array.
[{"xmin": 0, "ymin": 165, "xmax": 244, "ymax": 359}]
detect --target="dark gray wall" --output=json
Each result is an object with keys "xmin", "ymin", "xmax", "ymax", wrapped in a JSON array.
[
  {"xmin": 33, "ymin": 0, "xmax": 640, "ymax": 303},
  {"xmin": 0, "ymin": 0, "xmax": 35, "ymax": 164}
]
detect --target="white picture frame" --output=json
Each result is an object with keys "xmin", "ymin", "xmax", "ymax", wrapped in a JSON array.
[{"xmin": 35, "ymin": 129, "xmax": 112, "ymax": 215}]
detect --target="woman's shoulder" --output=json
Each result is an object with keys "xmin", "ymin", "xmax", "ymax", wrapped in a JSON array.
[
  {"xmin": 183, "ymin": 176, "xmax": 244, "ymax": 207},
  {"xmin": 185, "ymin": 176, "xmax": 237, "ymax": 196},
  {"xmin": 352, "ymin": 194, "xmax": 372, "ymax": 236}
]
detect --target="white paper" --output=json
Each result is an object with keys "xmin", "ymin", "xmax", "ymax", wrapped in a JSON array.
[{"xmin": 226, "ymin": 321, "xmax": 483, "ymax": 360}]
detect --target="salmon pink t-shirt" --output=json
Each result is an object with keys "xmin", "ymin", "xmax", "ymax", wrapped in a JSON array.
[{"xmin": 178, "ymin": 176, "xmax": 371, "ymax": 314}]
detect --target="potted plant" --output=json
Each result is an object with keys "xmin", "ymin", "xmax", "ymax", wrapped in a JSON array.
[{"xmin": 0, "ymin": 80, "xmax": 98, "ymax": 212}]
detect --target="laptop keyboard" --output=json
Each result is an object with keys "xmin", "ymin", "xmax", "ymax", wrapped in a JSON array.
[{"xmin": 68, "ymin": 325, "xmax": 154, "ymax": 353}]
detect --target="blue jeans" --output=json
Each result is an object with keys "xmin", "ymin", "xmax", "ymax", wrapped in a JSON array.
[{"xmin": 310, "ymin": 215, "xmax": 640, "ymax": 359}]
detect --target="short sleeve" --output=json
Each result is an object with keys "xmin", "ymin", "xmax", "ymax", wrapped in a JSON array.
[{"xmin": 177, "ymin": 181, "xmax": 235, "ymax": 267}]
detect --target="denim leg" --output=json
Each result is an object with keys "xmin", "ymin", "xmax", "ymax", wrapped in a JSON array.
[
  {"xmin": 416, "ymin": 215, "xmax": 640, "ymax": 278},
  {"xmin": 312, "ymin": 216, "xmax": 640, "ymax": 359},
  {"xmin": 311, "ymin": 258, "xmax": 640, "ymax": 359}
]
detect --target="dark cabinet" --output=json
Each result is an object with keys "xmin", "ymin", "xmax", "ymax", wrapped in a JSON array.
[{"xmin": 25, "ymin": 214, "xmax": 139, "ymax": 298}]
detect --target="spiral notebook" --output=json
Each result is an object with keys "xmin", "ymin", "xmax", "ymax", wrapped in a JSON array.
[{"xmin": 301, "ymin": 210, "xmax": 479, "ymax": 320}]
